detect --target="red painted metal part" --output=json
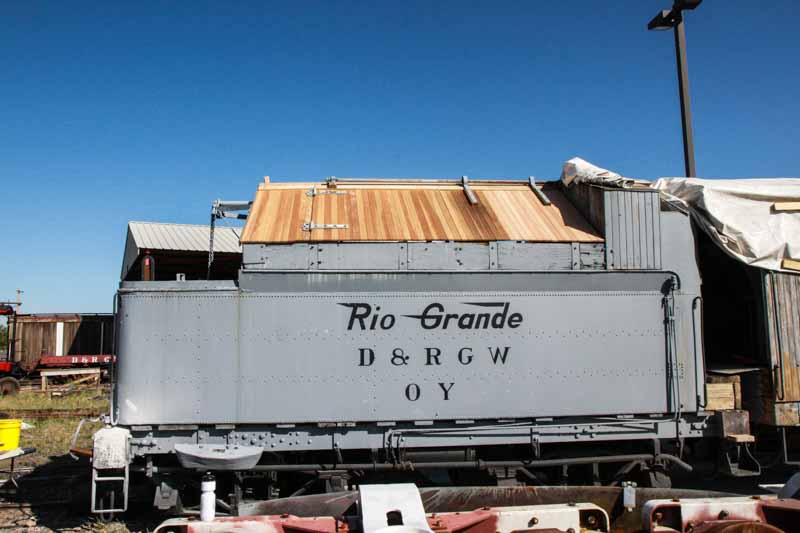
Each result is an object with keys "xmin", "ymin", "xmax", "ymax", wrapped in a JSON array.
[
  {"xmin": 188, "ymin": 509, "xmax": 497, "ymax": 533},
  {"xmin": 183, "ymin": 511, "xmax": 501, "ymax": 533},
  {"xmin": 161, "ymin": 508, "xmax": 567, "ymax": 533},
  {"xmin": 0, "ymin": 362, "xmax": 12, "ymax": 373},
  {"xmin": 170, "ymin": 499, "xmax": 800, "ymax": 533},
  {"xmin": 37, "ymin": 354, "xmax": 115, "ymax": 367},
  {"xmin": 644, "ymin": 496, "xmax": 800, "ymax": 532},
  {"xmin": 200, "ymin": 515, "xmax": 343, "ymax": 533}
]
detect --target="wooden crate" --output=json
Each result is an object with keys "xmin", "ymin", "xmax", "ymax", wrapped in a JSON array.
[
  {"xmin": 706, "ymin": 382, "xmax": 736, "ymax": 411},
  {"xmin": 706, "ymin": 374, "xmax": 742, "ymax": 410}
]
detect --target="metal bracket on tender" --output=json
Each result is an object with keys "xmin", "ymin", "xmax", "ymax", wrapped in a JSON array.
[
  {"xmin": 318, "ymin": 469, "xmax": 350, "ymax": 493},
  {"xmin": 153, "ymin": 480, "xmax": 183, "ymax": 512},
  {"xmin": 208, "ymin": 199, "xmax": 252, "ymax": 280},
  {"xmin": 528, "ymin": 176, "xmax": 552, "ymax": 206},
  {"xmin": 529, "ymin": 430, "xmax": 541, "ymax": 459},
  {"xmin": 302, "ymin": 223, "xmax": 348, "ymax": 231},
  {"xmin": 306, "ymin": 188, "xmax": 348, "ymax": 197},
  {"xmin": 461, "ymin": 175, "xmax": 478, "ymax": 205},
  {"xmin": 211, "ymin": 199, "xmax": 251, "ymax": 220}
]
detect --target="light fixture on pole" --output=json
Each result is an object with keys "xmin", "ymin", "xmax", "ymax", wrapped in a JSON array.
[{"xmin": 648, "ymin": 0, "xmax": 702, "ymax": 177}]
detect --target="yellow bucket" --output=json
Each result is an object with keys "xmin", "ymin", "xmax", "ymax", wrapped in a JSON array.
[{"xmin": 0, "ymin": 419, "xmax": 21, "ymax": 452}]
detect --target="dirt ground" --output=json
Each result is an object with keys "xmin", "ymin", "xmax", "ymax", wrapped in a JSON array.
[{"xmin": 0, "ymin": 389, "xmax": 164, "ymax": 532}]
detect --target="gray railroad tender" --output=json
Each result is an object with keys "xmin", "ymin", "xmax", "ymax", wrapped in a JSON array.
[{"xmin": 91, "ymin": 177, "xmax": 747, "ymax": 515}]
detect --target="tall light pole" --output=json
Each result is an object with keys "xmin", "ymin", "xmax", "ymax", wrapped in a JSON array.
[{"xmin": 648, "ymin": 0, "xmax": 702, "ymax": 177}]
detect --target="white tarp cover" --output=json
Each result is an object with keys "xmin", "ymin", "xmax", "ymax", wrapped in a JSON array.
[
  {"xmin": 560, "ymin": 157, "xmax": 800, "ymax": 272},
  {"xmin": 654, "ymin": 177, "xmax": 800, "ymax": 272},
  {"xmin": 560, "ymin": 157, "xmax": 650, "ymax": 189}
]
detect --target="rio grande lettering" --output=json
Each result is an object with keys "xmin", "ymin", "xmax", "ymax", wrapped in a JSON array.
[
  {"xmin": 339, "ymin": 302, "xmax": 523, "ymax": 331},
  {"xmin": 339, "ymin": 301, "xmax": 520, "ymax": 403}
]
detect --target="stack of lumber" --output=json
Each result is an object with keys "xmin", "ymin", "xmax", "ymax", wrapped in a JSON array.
[{"xmin": 706, "ymin": 374, "xmax": 741, "ymax": 411}]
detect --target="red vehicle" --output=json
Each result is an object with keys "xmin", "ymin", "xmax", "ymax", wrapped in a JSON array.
[
  {"xmin": 0, "ymin": 360, "xmax": 24, "ymax": 395},
  {"xmin": 0, "ymin": 304, "xmax": 22, "ymax": 394}
]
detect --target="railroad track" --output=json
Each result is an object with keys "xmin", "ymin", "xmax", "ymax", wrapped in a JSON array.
[{"xmin": 0, "ymin": 409, "xmax": 103, "ymax": 419}]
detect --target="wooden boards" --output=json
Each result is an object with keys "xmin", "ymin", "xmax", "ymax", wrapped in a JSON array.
[
  {"xmin": 241, "ymin": 188, "xmax": 312, "ymax": 244},
  {"xmin": 706, "ymin": 375, "xmax": 742, "ymax": 411},
  {"xmin": 783, "ymin": 258, "xmax": 800, "ymax": 272},
  {"xmin": 773, "ymin": 201, "xmax": 800, "ymax": 212},
  {"xmin": 764, "ymin": 272, "xmax": 800, "ymax": 403},
  {"xmin": 241, "ymin": 181, "xmax": 604, "ymax": 244}
]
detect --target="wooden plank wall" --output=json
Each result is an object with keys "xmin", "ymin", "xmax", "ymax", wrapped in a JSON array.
[
  {"xmin": 765, "ymin": 272, "xmax": 800, "ymax": 403},
  {"xmin": 561, "ymin": 181, "xmax": 606, "ymax": 234},
  {"xmin": 12, "ymin": 316, "xmax": 115, "ymax": 368},
  {"xmin": 14, "ymin": 321, "xmax": 57, "ymax": 367}
]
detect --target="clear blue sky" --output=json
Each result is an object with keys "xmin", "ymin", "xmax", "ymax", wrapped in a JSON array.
[{"xmin": 1, "ymin": 1, "xmax": 798, "ymax": 314}]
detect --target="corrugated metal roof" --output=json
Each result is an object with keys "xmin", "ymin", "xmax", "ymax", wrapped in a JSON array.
[
  {"xmin": 241, "ymin": 180, "xmax": 602, "ymax": 244},
  {"xmin": 128, "ymin": 221, "xmax": 241, "ymax": 253}
]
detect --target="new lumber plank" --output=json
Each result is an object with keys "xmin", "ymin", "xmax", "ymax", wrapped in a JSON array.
[
  {"xmin": 773, "ymin": 202, "xmax": 800, "ymax": 212},
  {"xmin": 782, "ymin": 258, "xmax": 800, "ymax": 272}
]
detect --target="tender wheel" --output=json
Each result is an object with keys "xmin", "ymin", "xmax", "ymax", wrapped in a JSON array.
[{"xmin": 0, "ymin": 377, "xmax": 20, "ymax": 396}]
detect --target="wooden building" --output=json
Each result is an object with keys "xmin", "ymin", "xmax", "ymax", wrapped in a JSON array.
[{"xmin": 10, "ymin": 313, "xmax": 114, "ymax": 370}]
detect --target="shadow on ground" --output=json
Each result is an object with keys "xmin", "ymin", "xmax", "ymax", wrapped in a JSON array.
[{"xmin": 2, "ymin": 453, "xmax": 165, "ymax": 532}]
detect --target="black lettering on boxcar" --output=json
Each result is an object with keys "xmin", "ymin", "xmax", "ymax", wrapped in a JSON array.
[
  {"xmin": 391, "ymin": 348, "xmax": 409, "ymax": 366},
  {"xmin": 358, "ymin": 348, "xmax": 375, "ymax": 366},
  {"xmin": 438, "ymin": 382, "xmax": 455, "ymax": 400},
  {"xmin": 425, "ymin": 347, "xmax": 442, "ymax": 365},
  {"xmin": 405, "ymin": 383, "xmax": 420, "ymax": 401},
  {"xmin": 489, "ymin": 346, "xmax": 510, "ymax": 364}
]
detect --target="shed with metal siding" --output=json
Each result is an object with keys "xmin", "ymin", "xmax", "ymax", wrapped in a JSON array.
[{"xmin": 121, "ymin": 222, "xmax": 242, "ymax": 281}]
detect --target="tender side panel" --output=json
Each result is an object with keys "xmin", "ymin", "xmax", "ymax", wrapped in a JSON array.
[
  {"xmin": 116, "ymin": 291, "xmax": 242, "ymax": 423},
  {"xmin": 117, "ymin": 280, "xmax": 670, "ymax": 425},
  {"xmin": 241, "ymin": 242, "xmax": 607, "ymax": 271}
]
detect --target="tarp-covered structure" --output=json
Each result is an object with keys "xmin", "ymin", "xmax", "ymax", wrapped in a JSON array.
[{"xmin": 560, "ymin": 157, "xmax": 800, "ymax": 273}]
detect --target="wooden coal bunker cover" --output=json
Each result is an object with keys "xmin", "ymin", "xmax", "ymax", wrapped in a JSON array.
[{"xmin": 241, "ymin": 179, "xmax": 603, "ymax": 244}]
